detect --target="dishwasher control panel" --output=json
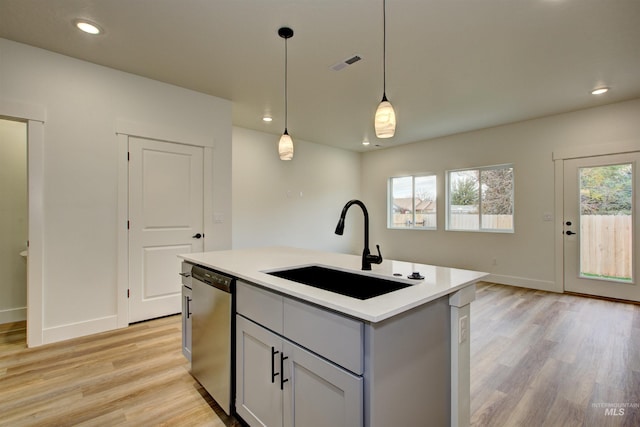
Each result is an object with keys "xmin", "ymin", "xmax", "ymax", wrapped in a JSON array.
[{"xmin": 189, "ymin": 263, "xmax": 234, "ymax": 292}]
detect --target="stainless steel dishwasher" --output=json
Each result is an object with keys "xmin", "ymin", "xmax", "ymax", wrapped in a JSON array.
[{"xmin": 189, "ymin": 263, "xmax": 235, "ymax": 415}]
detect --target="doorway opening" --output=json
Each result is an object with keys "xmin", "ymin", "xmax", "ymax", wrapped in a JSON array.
[{"xmin": 0, "ymin": 118, "xmax": 28, "ymax": 345}]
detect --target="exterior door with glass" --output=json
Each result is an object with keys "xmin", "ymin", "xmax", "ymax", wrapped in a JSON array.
[{"xmin": 563, "ymin": 153, "xmax": 640, "ymax": 302}]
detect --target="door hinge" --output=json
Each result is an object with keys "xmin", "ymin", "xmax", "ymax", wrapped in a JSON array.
[
  {"xmin": 127, "ymin": 220, "xmax": 130, "ymax": 230},
  {"xmin": 127, "ymin": 152, "xmax": 130, "ymax": 161},
  {"xmin": 127, "ymin": 289, "xmax": 130, "ymax": 298}
]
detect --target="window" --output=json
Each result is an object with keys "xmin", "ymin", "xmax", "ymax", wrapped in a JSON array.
[
  {"xmin": 388, "ymin": 175, "xmax": 437, "ymax": 229},
  {"xmin": 446, "ymin": 164, "xmax": 514, "ymax": 232}
]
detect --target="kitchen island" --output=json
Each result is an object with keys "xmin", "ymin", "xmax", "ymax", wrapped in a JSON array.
[{"xmin": 180, "ymin": 246, "xmax": 487, "ymax": 427}]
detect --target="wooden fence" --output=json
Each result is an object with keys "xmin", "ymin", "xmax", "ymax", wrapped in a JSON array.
[
  {"xmin": 392, "ymin": 213, "xmax": 631, "ymax": 279},
  {"xmin": 580, "ymin": 215, "xmax": 632, "ymax": 280},
  {"xmin": 391, "ymin": 213, "xmax": 437, "ymax": 228},
  {"xmin": 391, "ymin": 214, "xmax": 512, "ymax": 230},
  {"xmin": 447, "ymin": 214, "xmax": 513, "ymax": 230}
]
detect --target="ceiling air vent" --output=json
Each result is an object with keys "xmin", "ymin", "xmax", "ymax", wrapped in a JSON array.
[{"xmin": 330, "ymin": 55, "xmax": 362, "ymax": 72}]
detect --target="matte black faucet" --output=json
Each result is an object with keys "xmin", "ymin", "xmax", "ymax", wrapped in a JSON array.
[{"xmin": 334, "ymin": 199, "xmax": 383, "ymax": 271}]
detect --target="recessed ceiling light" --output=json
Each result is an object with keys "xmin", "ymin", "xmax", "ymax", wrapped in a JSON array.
[
  {"xmin": 591, "ymin": 87, "xmax": 609, "ymax": 95},
  {"xmin": 362, "ymin": 139, "xmax": 370, "ymax": 146},
  {"xmin": 75, "ymin": 19, "xmax": 102, "ymax": 35},
  {"xmin": 262, "ymin": 116, "xmax": 273, "ymax": 122}
]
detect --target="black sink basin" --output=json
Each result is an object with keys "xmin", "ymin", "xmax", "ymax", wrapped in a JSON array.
[{"xmin": 266, "ymin": 265, "xmax": 412, "ymax": 300}]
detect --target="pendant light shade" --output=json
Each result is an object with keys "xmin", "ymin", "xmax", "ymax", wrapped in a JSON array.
[
  {"xmin": 278, "ymin": 27, "xmax": 294, "ymax": 160},
  {"xmin": 375, "ymin": 96, "xmax": 396, "ymax": 139},
  {"xmin": 278, "ymin": 129, "xmax": 294, "ymax": 160},
  {"xmin": 374, "ymin": 0, "xmax": 396, "ymax": 139}
]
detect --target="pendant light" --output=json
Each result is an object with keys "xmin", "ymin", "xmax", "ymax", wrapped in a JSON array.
[
  {"xmin": 278, "ymin": 27, "xmax": 294, "ymax": 160},
  {"xmin": 374, "ymin": 0, "xmax": 396, "ymax": 139}
]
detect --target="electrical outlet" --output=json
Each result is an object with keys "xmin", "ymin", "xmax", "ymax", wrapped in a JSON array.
[{"xmin": 458, "ymin": 315, "xmax": 469, "ymax": 344}]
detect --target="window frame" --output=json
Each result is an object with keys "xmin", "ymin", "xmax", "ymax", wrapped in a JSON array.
[
  {"xmin": 446, "ymin": 164, "xmax": 515, "ymax": 233},
  {"xmin": 387, "ymin": 174, "xmax": 437, "ymax": 230}
]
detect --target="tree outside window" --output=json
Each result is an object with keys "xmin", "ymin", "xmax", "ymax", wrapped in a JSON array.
[{"xmin": 447, "ymin": 165, "xmax": 514, "ymax": 232}]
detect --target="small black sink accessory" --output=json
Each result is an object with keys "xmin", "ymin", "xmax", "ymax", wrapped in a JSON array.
[{"xmin": 408, "ymin": 272, "xmax": 424, "ymax": 280}]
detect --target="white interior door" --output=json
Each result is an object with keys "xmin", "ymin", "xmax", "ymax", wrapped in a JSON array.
[
  {"xmin": 128, "ymin": 137, "xmax": 204, "ymax": 323},
  {"xmin": 563, "ymin": 152, "xmax": 640, "ymax": 302}
]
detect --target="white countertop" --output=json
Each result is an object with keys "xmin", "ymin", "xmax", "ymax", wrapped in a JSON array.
[{"xmin": 179, "ymin": 246, "xmax": 488, "ymax": 323}]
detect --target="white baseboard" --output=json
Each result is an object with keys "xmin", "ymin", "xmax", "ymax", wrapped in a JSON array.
[
  {"xmin": 485, "ymin": 274, "xmax": 561, "ymax": 293},
  {"xmin": 0, "ymin": 307, "xmax": 27, "ymax": 324},
  {"xmin": 42, "ymin": 315, "xmax": 121, "ymax": 345}
]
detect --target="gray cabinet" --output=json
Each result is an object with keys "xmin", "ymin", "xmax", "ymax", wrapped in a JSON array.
[
  {"xmin": 235, "ymin": 280, "xmax": 456, "ymax": 427},
  {"xmin": 235, "ymin": 281, "xmax": 363, "ymax": 427},
  {"xmin": 282, "ymin": 339, "xmax": 363, "ymax": 427},
  {"xmin": 235, "ymin": 316, "xmax": 283, "ymax": 427},
  {"xmin": 180, "ymin": 263, "xmax": 193, "ymax": 363},
  {"xmin": 181, "ymin": 283, "xmax": 192, "ymax": 362}
]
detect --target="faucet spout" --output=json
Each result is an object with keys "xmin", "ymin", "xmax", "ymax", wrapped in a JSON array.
[{"xmin": 334, "ymin": 199, "xmax": 383, "ymax": 270}]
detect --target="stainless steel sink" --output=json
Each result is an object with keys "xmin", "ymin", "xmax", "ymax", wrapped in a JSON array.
[{"xmin": 266, "ymin": 265, "xmax": 413, "ymax": 300}]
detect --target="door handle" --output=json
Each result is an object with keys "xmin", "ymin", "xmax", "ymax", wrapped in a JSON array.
[
  {"xmin": 192, "ymin": 233, "xmax": 203, "ymax": 239},
  {"xmin": 271, "ymin": 347, "xmax": 279, "ymax": 383},
  {"xmin": 565, "ymin": 230, "xmax": 576, "ymax": 235},
  {"xmin": 280, "ymin": 353, "xmax": 289, "ymax": 390}
]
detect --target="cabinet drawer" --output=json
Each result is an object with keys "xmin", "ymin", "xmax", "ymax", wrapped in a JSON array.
[
  {"xmin": 236, "ymin": 281, "xmax": 283, "ymax": 334},
  {"xmin": 284, "ymin": 298, "xmax": 363, "ymax": 375}
]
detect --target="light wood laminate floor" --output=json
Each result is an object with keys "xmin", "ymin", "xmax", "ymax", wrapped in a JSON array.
[
  {"xmin": 1, "ymin": 283, "xmax": 639, "ymax": 426},
  {"xmin": 0, "ymin": 315, "xmax": 240, "ymax": 426},
  {"xmin": 471, "ymin": 283, "xmax": 640, "ymax": 427}
]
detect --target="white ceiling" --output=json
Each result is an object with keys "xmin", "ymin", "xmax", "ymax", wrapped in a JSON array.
[{"xmin": 1, "ymin": 0, "xmax": 639, "ymax": 152}]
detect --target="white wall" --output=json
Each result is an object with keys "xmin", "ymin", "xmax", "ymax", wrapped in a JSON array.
[
  {"xmin": 232, "ymin": 127, "xmax": 361, "ymax": 253},
  {"xmin": 362, "ymin": 98, "xmax": 640, "ymax": 292},
  {"xmin": 0, "ymin": 38, "xmax": 232, "ymax": 344},
  {"xmin": 3, "ymin": 32, "xmax": 638, "ymax": 342},
  {"xmin": 0, "ymin": 119, "xmax": 27, "ymax": 323}
]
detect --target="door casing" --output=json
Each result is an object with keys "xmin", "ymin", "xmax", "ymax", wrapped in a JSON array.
[
  {"xmin": 0, "ymin": 99, "xmax": 45, "ymax": 347},
  {"xmin": 116, "ymin": 123, "xmax": 214, "ymax": 327},
  {"xmin": 127, "ymin": 137, "xmax": 205, "ymax": 322},
  {"xmin": 553, "ymin": 140, "xmax": 640, "ymax": 297}
]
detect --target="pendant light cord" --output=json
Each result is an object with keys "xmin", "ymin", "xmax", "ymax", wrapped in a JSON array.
[
  {"xmin": 382, "ymin": 0, "xmax": 387, "ymax": 98},
  {"xmin": 284, "ymin": 36, "xmax": 288, "ymax": 131}
]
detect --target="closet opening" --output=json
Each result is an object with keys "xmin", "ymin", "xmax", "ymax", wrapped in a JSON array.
[{"xmin": 0, "ymin": 117, "xmax": 28, "ymax": 346}]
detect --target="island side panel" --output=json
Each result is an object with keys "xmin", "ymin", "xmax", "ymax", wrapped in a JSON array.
[
  {"xmin": 449, "ymin": 285, "xmax": 476, "ymax": 427},
  {"xmin": 364, "ymin": 295, "xmax": 451, "ymax": 427}
]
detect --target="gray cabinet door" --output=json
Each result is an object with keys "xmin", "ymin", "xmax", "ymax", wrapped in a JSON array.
[
  {"xmin": 181, "ymin": 284, "xmax": 192, "ymax": 362},
  {"xmin": 283, "ymin": 341, "xmax": 363, "ymax": 427},
  {"xmin": 236, "ymin": 315, "xmax": 283, "ymax": 427}
]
